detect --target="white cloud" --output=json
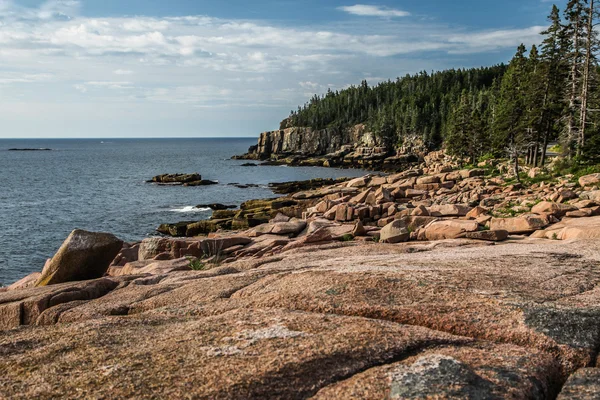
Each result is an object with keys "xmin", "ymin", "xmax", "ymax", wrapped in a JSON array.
[
  {"xmin": 114, "ymin": 69, "xmax": 134, "ymax": 75},
  {"xmin": 339, "ymin": 4, "xmax": 410, "ymax": 18},
  {"xmin": 0, "ymin": 0, "xmax": 548, "ymax": 137}
]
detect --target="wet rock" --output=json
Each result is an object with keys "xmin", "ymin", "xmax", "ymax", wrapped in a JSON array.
[
  {"xmin": 149, "ymin": 173, "xmax": 202, "ymax": 184},
  {"xmin": 184, "ymin": 179, "xmax": 219, "ymax": 187},
  {"xmin": 196, "ymin": 204, "xmax": 237, "ymax": 210},
  {"xmin": 36, "ymin": 230, "xmax": 123, "ymax": 287}
]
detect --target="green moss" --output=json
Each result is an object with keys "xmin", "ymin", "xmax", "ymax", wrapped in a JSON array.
[{"xmin": 340, "ymin": 234, "xmax": 354, "ymax": 242}]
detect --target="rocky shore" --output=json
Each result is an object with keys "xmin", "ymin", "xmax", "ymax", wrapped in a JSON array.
[{"xmin": 2, "ymin": 151, "xmax": 600, "ymax": 398}]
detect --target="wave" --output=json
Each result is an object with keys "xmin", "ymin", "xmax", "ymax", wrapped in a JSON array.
[{"xmin": 169, "ymin": 206, "xmax": 211, "ymax": 213}]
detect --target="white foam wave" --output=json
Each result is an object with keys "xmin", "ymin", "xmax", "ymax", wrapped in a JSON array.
[{"xmin": 170, "ymin": 206, "xmax": 211, "ymax": 213}]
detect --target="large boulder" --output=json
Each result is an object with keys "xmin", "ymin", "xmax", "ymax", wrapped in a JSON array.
[
  {"xmin": 531, "ymin": 216, "xmax": 600, "ymax": 240},
  {"xmin": 580, "ymin": 190, "xmax": 600, "ymax": 202},
  {"xmin": 36, "ymin": 230, "xmax": 123, "ymax": 287},
  {"xmin": 463, "ymin": 230, "xmax": 509, "ymax": 242},
  {"xmin": 428, "ymin": 204, "xmax": 472, "ymax": 217},
  {"xmin": 421, "ymin": 220, "xmax": 479, "ymax": 241},
  {"xmin": 489, "ymin": 214, "xmax": 549, "ymax": 234},
  {"xmin": 579, "ymin": 173, "xmax": 600, "ymax": 188},
  {"xmin": 531, "ymin": 201, "xmax": 577, "ymax": 218},
  {"xmin": 380, "ymin": 220, "xmax": 410, "ymax": 243}
]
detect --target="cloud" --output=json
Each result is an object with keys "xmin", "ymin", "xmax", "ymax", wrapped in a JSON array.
[
  {"xmin": 114, "ymin": 69, "xmax": 134, "ymax": 75},
  {"xmin": 0, "ymin": 0, "xmax": 549, "ymax": 137},
  {"xmin": 338, "ymin": 4, "xmax": 410, "ymax": 18}
]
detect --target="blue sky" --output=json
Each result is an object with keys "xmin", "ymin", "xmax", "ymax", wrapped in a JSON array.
[{"xmin": 0, "ymin": 0, "xmax": 566, "ymax": 138}]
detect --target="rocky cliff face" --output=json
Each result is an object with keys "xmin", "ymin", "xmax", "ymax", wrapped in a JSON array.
[
  {"xmin": 247, "ymin": 124, "xmax": 386, "ymax": 159},
  {"xmin": 234, "ymin": 124, "xmax": 421, "ymax": 171}
]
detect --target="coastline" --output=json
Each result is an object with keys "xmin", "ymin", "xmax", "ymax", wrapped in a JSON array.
[{"xmin": 2, "ymin": 148, "xmax": 600, "ymax": 397}]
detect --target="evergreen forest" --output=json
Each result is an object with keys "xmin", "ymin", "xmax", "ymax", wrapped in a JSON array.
[{"xmin": 282, "ymin": 2, "xmax": 600, "ymax": 167}]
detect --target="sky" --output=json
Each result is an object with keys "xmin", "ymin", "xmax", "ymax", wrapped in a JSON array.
[{"xmin": 0, "ymin": 0, "xmax": 567, "ymax": 138}]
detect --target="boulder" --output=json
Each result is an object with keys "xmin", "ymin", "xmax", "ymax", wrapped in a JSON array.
[
  {"xmin": 303, "ymin": 227, "xmax": 335, "ymax": 243},
  {"xmin": 531, "ymin": 216, "xmax": 600, "ymax": 240},
  {"xmin": 36, "ymin": 230, "xmax": 123, "ymax": 287},
  {"xmin": 557, "ymin": 368, "xmax": 600, "ymax": 399},
  {"xmin": 428, "ymin": 204, "xmax": 472, "ymax": 217},
  {"xmin": 579, "ymin": 173, "xmax": 600, "ymax": 188},
  {"xmin": 531, "ymin": 201, "xmax": 577, "ymax": 218},
  {"xmin": 416, "ymin": 175, "xmax": 440, "ymax": 185},
  {"xmin": 463, "ymin": 230, "xmax": 509, "ymax": 242},
  {"xmin": 352, "ymin": 221, "xmax": 367, "ymax": 237},
  {"xmin": 411, "ymin": 205, "xmax": 430, "ymax": 216},
  {"xmin": 580, "ymin": 190, "xmax": 600, "ymax": 202},
  {"xmin": 566, "ymin": 209, "xmax": 593, "ymax": 218},
  {"xmin": 380, "ymin": 220, "xmax": 410, "ymax": 244},
  {"xmin": 466, "ymin": 206, "xmax": 489, "ymax": 219},
  {"xmin": 422, "ymin": 220, "xmax": 479, "ymax": 241},
  {"xmin": 489, "ymin": 214, "xmax": 549, "ymax": 234},
  {"xmin": 256, "ymin": 220, "xmax": 307, "ymax": 236},
  {"xmin": 459, "ymin": 169, "xmax": 485, "ymax": 179}
]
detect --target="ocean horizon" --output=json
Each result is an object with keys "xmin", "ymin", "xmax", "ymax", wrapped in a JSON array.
[{"xmin": 0, "ymin": 138, "xmax": 366, "ymax": 285}]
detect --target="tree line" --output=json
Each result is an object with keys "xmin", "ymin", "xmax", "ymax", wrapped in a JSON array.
[{"xmin": 282, "ymin": 2, "xmax": 600, "ymax": 167}]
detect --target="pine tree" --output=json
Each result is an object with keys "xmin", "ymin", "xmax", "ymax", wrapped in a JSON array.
[
  {"xmin": 540, "ymin": 5, "xmax": 568, "ymax": 165},
  {"xmin": 494, "ymin": 45, "xmax": 529, "ymax": 180},
  {"xmin": 563, "ymin": 0, "xmax": 588, "ymax": 156},
  {"xmin": 579, "ymin": 0, "xmax": 599, "ymax": 155}
]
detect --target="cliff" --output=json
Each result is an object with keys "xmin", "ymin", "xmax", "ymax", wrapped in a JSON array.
[
  {"xmin": 234, "ymin": 124, "xmax": 422, "ymax": 171},
  {"xmin": 253, "ymin": 124, "xmax": 382, "ymax": 158}
]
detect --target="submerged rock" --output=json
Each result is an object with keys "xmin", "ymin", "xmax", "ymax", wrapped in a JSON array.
[{"xmin": 36, "ymin": 229, "xmax": 123, "ymax": 286}]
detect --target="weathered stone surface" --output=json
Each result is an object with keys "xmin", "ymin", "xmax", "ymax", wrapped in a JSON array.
[
  {"xmin": 380, "ymin": 220, "xmax": 410, "ymax": 243},
  {"xmin": 580, "ymin": 190, "xmax": 600, "ymax": 202},
  {"xmin": 558, "ymin": 368, "xmax": 600, "ymax": 399},
  {"xmin": 463, "ymin": 230, "xmax": 509, "ymax": 242},
  {"xmin": 314, "ymin": 344, "xmax": 560, "ymax": 399},
  {"xmin": 2, "ymin": 238, "xmax": 600, "ymax": 396},
  {"xmin": 531, "ymin": 216, "xmax": 600, "ymax": 240},
  {"xmin": 428, "ymin": 204, "xmax": 472, "ymax": 217},
  {"xmin": 422, "ymin": 219, "xmax": 479, "ymax": 240},
  {"xmin": 36, "ymin": 230, "xmax": 123, "ymax": 287},
  {"xmin": 489, "ymin": 214, "xmax": 548, "ymax": 234},
  {"xmin": 579, "ymin": 173, "xmax": 600, "ymax": 188},
  {"xmin": 0, "ymin": 277, "xmax": 122, "ymax": 329},
  {"xmin": 7, "ymin": 272, "xmax": 41, "ymax": 291},
  {"xmin": 532, "ymin": 201, "xmax": 577, "ymax": 218}
]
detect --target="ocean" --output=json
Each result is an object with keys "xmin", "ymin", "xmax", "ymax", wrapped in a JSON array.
[{"xmin": 0, "ymin": 138, "xmax": 367, "ymax": 286}]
